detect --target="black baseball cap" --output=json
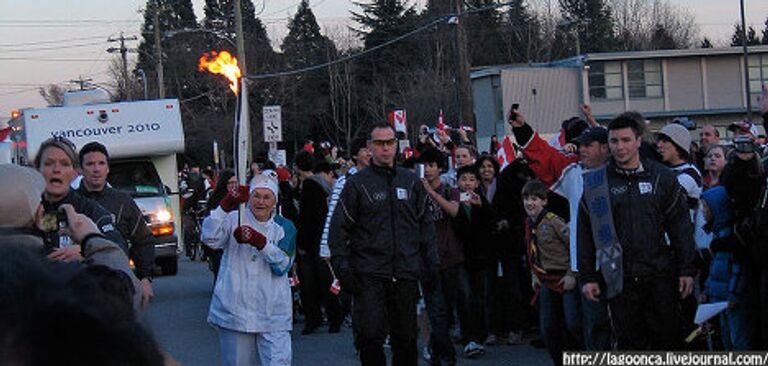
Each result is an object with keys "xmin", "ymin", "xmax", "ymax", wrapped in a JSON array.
[{"xmin": 574, "ymin": 127, "xmax": 608, "ymax": 145}]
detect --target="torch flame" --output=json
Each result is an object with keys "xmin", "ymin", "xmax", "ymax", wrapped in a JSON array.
[{"xmin": 198, "ymin": 51, "xmax": 241, "ymax": 94}]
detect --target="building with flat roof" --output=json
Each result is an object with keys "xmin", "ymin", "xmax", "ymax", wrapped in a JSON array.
[{"xmin": 472, "ymin": 45, "xmax": 768, "ymax": 151}]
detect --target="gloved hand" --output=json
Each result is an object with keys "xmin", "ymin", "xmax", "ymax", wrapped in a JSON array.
[
  {"xmin": 219, "ymin": 185, "xmax": 250, "ymax": 212},
  {"xmin": 234, "ymin": 225, "xmax": 267, "ymax": 250}
]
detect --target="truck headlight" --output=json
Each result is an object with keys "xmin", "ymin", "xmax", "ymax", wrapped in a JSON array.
[{"xmin": 155, "ymin": 209, "xmax": 172, "ymax": 223}]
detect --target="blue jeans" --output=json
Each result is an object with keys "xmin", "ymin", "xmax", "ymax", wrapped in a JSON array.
[
  {"xmin": 539, "ymin": 286, "xmax": 583, "ymax": 366},
  {"xmin": 424, "ymin": 270, "xmax": 457, "ymax": 365}
]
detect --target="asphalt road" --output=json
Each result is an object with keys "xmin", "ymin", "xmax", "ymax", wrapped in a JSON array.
[{"xmin": 143, "ymin": 257, "xmax": 552, "ymax": 365}]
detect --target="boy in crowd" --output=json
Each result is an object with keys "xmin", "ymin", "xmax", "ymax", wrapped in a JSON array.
[{"xmin": 523, "ymin": 180, "xmax": 582, "ymax": 366}]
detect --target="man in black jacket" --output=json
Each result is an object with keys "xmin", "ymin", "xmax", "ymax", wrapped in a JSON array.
[
  {"xmin": 577, "ymin": 114, "xmax": 695, "ymax": 350},
  {"xmin": 77, "ymin": 142, "xmax": 155, "ymax": 309},
  {"xmin": 330, "ymin": 123, "xmax": 439, "ymax": 366},
  {"xmin": 296, "ymin": 158, "xmax": 342, "ymax": 334}
]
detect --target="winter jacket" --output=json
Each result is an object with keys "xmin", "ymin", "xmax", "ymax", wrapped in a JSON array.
[
  {"xmin": 41, "ymin": 189, "xmax": 128, "ymax": 254},
  {"xmin": 77, "ymin": 183, "xmax": 156, "ymax": 279},
  {"xmin": 202, "ymin": 208, "xmax": 296, "ymax": 333},
  {"xmin": 512, "ymin": 123, "xmax": 579, "ymax": 188},
  {"xmin": 453, "ymin": 190, "xmax": 495, "ymax": 271},
  {"xmin": 526, "ymin": 210, "xmax": 571, "ymax": 291},
  {"xmin": 296, "ymin": 175, "xmax": 331, "ymax": 257},
  {"xmin": 702, "ymin": 187, "xmax": 749, "ymax": 303},
  {"xmin": 577, "ymin": 158, "xmax": 696, "ymax": 283},
  {"xmin": 329, "ymin": 163, "xmax": 439, "ymax": 280}
]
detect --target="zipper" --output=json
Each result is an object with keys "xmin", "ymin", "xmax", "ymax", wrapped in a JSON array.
[{"xmin": 388, "ymin": 173, "xmax": 397, "ymax": 282}]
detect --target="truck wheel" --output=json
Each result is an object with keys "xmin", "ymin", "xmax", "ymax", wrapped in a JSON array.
[{"xmin": 160, "ymin": 258, "xmax": 178, "ymax": 276}]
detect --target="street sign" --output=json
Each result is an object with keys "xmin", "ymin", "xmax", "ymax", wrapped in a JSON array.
[{"xmin": 263, "ymin": 105, "xmax": 282, "ymax": 142}]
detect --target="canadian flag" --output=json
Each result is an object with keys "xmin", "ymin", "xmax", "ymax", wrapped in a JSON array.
[
  {"xmin": 437, "ymin": 109, "xmax": 447, "ymax": 131},
  {"xmin": 496, "ymin": 136, "xmax": 516, "ymax": 170},
  {"xmin": 389, "ymin": 109, "xmax": 407, "ymax": 133},
  {"xmin": 329, "ymin": 278, "xmax": 341, "ymax": 295},
  {"xmin": 289, "ymin": 275, "xmax": 300, "ymax": 287}
]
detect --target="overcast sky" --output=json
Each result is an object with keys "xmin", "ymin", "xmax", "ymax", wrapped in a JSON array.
[{"xmin": 1, "ymin": 0, "xmax": 767, "ymax": 121}]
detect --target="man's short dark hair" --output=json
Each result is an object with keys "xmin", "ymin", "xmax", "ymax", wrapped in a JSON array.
[
  {"xmin": 455, "ymin": 144, "xmax": 477, "ymax": 158},
  {"xmin": 419, "ymin": 147, "xmax": 447, "ymax": 169},
  {"xmin": 369, "ymin": 122, "xmax": 395, "ymax": 139},
  {"xmin": 293, "ymin": 150, "xmax": 314, "ymax": 172},
  {"xmin": 79, "ymin": 141, "xmax": 110, "ymax": 165},
  {"xmin": 521, "ymin": 179, "xmax": 548, "ymax": 200},
  {"xmin": 608, "ymin": 111, "xmax": 646, "ymax": 138},
  {"xmin": 349, "ymin": 137, "xmax": 368, "ymax": 158},
  {"xmin": 456, "ymin": 165, "xmax": 480, "ymax": 181}
]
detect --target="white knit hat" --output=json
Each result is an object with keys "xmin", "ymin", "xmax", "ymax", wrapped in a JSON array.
[
  {"xmin": 249, "ymin": 174, "xmax": 279, "ymax": 199},
  {"xmin": 657, "ymin": 123, "xmax": 692, "ymax": 153}
]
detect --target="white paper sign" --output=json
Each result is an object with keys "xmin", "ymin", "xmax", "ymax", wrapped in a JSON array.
[
  {"xmin": 694, "ymin": 302, "xmax": 729, "ymax": 324},
  {"xmin": 263, "ymin": 105, "xmax": 282, "ymax": 142},
  {"xmin": 268, "ymin": 149, "xmax": 287, "ymax": 167}
]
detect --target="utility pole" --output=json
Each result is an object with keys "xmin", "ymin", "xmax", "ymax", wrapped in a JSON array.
[
  {"xmin": 740, "ymin": 0, "xmax": 752, "ymax": 121},
  {"xmin": 107, "ymin": 32, "xmax": 138, "ymax": 100},
  {"xmin": 234, "ymin": 0, "xmax": 251, "ymax": 163},
  {"xmin": 452, "ymin": 0, "xmax": 474, "ymax": 130},
  {"xmin": 68, "ymin": 76, "xmax": 93, "ymax": 90},
  {"xmin": 153, "ymin": 0, "xmax": 165, "ymax": 99}
]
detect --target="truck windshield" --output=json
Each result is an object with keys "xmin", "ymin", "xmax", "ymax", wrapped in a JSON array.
[{"xmin": 108, "ymin": 161, "xmax": 164, "ymax": 197}]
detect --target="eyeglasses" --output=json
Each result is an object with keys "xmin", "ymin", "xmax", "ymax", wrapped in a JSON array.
[{"xmin": 371, "ymin": 139, "xmax": 397, "ymax": 147}]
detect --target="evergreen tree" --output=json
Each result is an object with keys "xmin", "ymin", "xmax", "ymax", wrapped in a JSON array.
[
  {"xmin": 351, "ymin": 0, "xmax": 422, "ymax": 121},
  {"xmin": 136, "ymin": 0, "xmax": 198, "ymax": 99},
  {"xmin": 700, "ymin": 37, "xmax": 714, "ymax": 48},
  {"xmin": 731, "ymin": 24, "xmax": 761, "ymax": 46},
  {"xmin": 202, "ymin": 0, "xmax": 276, "ymax": 73},
  {"xmin": 280, "ymin": 0, "xmax": 338, "ymax": 149},
  {"xmin": 558, "ymin": 0, "xmax": 616, "ymax": 53},
  {"xmin": 503, "ymin": 0, "xmax": 543, "ymax": 63},
  {"xmin": 464, "ymin": 1, "xmax": 507, "ymax": 66}
]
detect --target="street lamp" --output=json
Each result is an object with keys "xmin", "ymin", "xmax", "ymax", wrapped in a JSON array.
[{"xmin": 739, "ymin": 0, "xmax": 753, "ymax": 121}]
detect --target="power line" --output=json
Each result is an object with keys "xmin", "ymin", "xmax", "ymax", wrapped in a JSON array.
[
  {"xmin": 0, "ymin": 57, "xmax": 113, "ymax": 62},
  {"xmin": 0, "ymin": 35, "xmax": 111, "ymax": 48},
  {"xmin": 0, "ymin": 40, "xmax": 108, "ymax": 53},
  {"xmin": 245, "ymin": 1, "xmax": 514, "ymax": 80}
]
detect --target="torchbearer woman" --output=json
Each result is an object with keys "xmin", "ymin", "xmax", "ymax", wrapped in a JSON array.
[{"xmin": 202, "ymin": 174, "xmax": 297, "ymax": 366}]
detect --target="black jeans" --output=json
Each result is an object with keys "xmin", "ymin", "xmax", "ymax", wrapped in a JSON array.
[
  {"xmin": 457, "ymin": 267, "xmax": 488, "ymax": 344},
  {"xmin": 297, "ymin": 254, "xmax": 342, "ymax": 328},
  {"xmin": 424, "ymin": 270, "xmax": 457, "ymax": 365},
  {"xmin": 353, "ymin": 275, "xmax": 419, "ymax": 366},
  {"xmin": 608, "ymin": 276, "xmax": 683, "ymax": 350},
  {"xmin": 485, "ymin": 259, "xmax": 528, "ymax": 337}
]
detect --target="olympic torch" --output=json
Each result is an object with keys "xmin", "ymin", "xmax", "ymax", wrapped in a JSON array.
[{"xmin": 199, "ymin": 51, "xmax": 249, "ymax": 224}]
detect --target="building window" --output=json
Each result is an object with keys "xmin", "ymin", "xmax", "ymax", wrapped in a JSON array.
[
  {"xmin": 588, "ymin": 61, "xmax": 623, "ymax": 100},
  {"xmin": 748, "ymin": 55, "xmax": 768, "ymax": 94},
  {"xmin": 627, "ymin": 59, "xmax": 663, "ymax": 98}
]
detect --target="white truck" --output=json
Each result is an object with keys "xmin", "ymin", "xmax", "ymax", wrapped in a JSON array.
[{"xmin": 9, "ymin": 90, "xmax": 185, "ymax": 275}]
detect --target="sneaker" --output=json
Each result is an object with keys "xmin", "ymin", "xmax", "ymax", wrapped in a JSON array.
[
  {"xmin": 483, "ymin": 334, "xmax": 498, "ymax": 346},
  {"xmin": 507, "ymin": 331, "xmax": 524, "ymax": 345},
  {"xmin": 422, "ymin": 346, "xmax": 432, "ymax": 362},
  {"xmin": 463, "ymin": 341, "xmax": 485, "ymax": 358}
]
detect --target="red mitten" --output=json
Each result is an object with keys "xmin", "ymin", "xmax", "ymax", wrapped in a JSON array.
[
  {"xmin": 219, "ymin": 185, "xmax": 249, "ymax": 212},
  {"xmin": 234, "ymin": 225, "xmax": 267, "ymax": 250}
]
